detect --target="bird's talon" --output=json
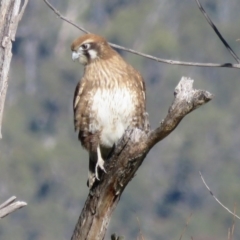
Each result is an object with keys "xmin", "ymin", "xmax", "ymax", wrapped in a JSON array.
[
  {"xmin": 95, "ymin": 168, "xmax": 100, "ymax": 180},
  {"xmin": 96, "ymin": 174, "xmax": 100, "ymax": 180},
  {"xmin": 95, "ymin": 160, "xmax": 107, "ymax": 180}
]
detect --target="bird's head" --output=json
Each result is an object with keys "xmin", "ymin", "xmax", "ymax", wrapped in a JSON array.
[{"xmin": 71, "ymin": 34, "xmax": 114, "ymax": 65}]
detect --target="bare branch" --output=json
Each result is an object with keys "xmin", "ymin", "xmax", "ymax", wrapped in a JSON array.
[
  {"xmin": 17, "ymin": 0, "xmax": 29, "ymax": 23},
  {"xmin": 199, "ymin": 172, "xmax": 240, "ymax": 220},
  {"xmin": 42, "ymin": 0, "xmax": 89, "ymax": 34},
  {"xmin": 0, "ymin": 196, "xmax": 16, "ymax": 209},
  {"xmin": 0, "ymin": 0, "xmax": 28, "ymax": 221},
  {"xmin": 107, "ymin": 44, "xmax": 240, "ymax": 69},
  {"xmin": 195, "ymin": 0, "xmax": 240, "ymax": 63},
  {"xmin": 147, "ymin": 77, "xmax": 213, "ymax": 148},
  {"xmin": 42, "ymin": 0, "xmax": 240, "ymax": 69},
  {"xmin": 0, "ymin": 196, "xmax": 27, "ymax": 218},
  {"xmin": 0, "ymin": 0, "xmax": 29, "ymax": 138}
]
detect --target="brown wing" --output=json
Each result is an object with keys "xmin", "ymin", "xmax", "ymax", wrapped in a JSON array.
[
  {"xmin": 125, "ymin": 64, "xmax": 146, "ymax": 129},
  {"xmin": 73, "ymin": 79, "xmax": 100, "ymax": 151},
  {"xmin": 73, "ymin": 83, "xmax": 79, "ymax": 130},
  {"xmin": 73, "ymin": 80, "xmax": 84, "ymax": 132}
]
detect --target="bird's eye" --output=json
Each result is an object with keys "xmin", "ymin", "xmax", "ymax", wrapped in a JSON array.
[{"xmin": 81, "ymin": 43, "xmax": 90, "ymax": 51}]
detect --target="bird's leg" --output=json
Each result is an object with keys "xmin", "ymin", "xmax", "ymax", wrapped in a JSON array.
[
  {"xmin": 95, "ymin": 145, "xmax": 107, "ymax": 180},
  {"xmin": 87, "ymin": 156, "xmax": 96, "ymax": 188}
]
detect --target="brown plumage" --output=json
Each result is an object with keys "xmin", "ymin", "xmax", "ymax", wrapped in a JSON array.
[{"xmin": 71, "ymin": 34, "xmax": 146, "ymax": 188}]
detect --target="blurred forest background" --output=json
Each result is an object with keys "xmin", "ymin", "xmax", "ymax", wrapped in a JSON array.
[{"xmin": 1, "ymin": 0, "xmax": 240, "ymax": 239}]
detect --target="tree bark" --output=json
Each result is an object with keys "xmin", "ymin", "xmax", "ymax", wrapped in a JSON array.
[
  {"xmin": 0, "ymin": 0, "xmax": 28, "ymax": 217},
  {"xmin": 0, "ymin": 0, "xmax": 28, "ymax": 138},
  {"xmin": 71, "ymin": 77, "xmax": 213, "ymax": 240}
]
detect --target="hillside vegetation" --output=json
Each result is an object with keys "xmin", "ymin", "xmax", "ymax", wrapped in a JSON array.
[{"xmin": 1, "ymin": 0, "xmax": 240, "ymax": 239}]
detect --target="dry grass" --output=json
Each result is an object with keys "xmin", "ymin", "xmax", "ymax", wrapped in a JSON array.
[
  {"xmin": 179, "ymin": 212, "xmax": 193, "ymax": 240},
  {"xmin": 228, "ymin": 204, "xmax": 236, "ymax": 240}
]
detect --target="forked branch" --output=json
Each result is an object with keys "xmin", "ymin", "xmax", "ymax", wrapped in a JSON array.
[
  {"xmin": 70, "ymin": 77, "xmax": 213, "ymax": 240},
  {"xmin": 0, "ymin": 196, "xmax": 27, "ymax": 218}
]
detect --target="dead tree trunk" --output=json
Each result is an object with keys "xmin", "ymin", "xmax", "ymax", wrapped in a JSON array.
[
  {"xmin": 0, "ymin": 0, "xmax": 28, "ymax": 217},
  {"xmin": 71, "ymin": 77, "xmax": 213, "ymax": 240},
  {"xmin": 0, "ymin": 0, "xmax": 28, "ymax": 138}
]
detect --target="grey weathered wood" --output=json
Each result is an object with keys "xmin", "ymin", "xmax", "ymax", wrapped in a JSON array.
[
  {"xmin": 0, "ymin": 196, "xmax": 16, "ymax": 210},
  {"xmin": 71, "ymin": 77, "xmax": 213, "ymax": 240},
  {"xmin": 0, "ymin": 196, "xmax": 27, "ymax": 218},
  {"xmin": 0, "ymin": 0, "xmax": 28, "ymax": 138},
  {"xmin": 0, "ymin": 0, "xmax": 28, "ymax": 219}
]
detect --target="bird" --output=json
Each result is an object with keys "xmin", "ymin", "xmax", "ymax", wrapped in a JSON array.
[{"xmin": 71, "ymin": 33, "xmax": 146, "ymax": 188}]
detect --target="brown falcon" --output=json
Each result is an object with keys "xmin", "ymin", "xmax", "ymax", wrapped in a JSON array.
[{"xmin": 71, "ymin": 34, "xmax": 146, "ymax": 188}]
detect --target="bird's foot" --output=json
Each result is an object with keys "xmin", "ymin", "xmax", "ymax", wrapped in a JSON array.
[
  {"xmin": 94, "ymin": 145, "xmax": 107, "ymax": 180},
  {"xmin": 95, "ymin": 156, "xmax": 107, "ymax": 180}
]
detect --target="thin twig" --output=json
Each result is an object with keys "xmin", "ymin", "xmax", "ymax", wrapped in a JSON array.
[
  {"xmin": 42, "ymin": 0, "xmax": 240, "ymax": 69},
  {"xmin": 136, "ymin": 216, "xmax": 145, "ymax": 240},
  {"xmin": 17, "ymin": 0, "xmax": 29, "ymax": 22},
  {"xmin": 199, "ymin": 172, "xmax": 240, "ymax": 220},
  {"xmin": 43, "ymin": 0, "xmax": 89, "ymax": 34},
  {"xmin": 179, "ymin": 213, "xmax": 193, "ymax": 240},
  {"xmin": 0, "ymin": 196, "xmax": 16, "ymax": 209},
  {"xmin": 0, "ymin": 196, "xmax": 27, "ymax": 218},
  {"xmin": 195, "ymin": 0, "xmax": 240, "ymax": 63},
  {"xmin": 229, "ymin": 204, "xmax": 236, "ymax": 240}
]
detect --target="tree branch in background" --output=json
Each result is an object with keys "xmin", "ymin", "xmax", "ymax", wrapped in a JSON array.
[
  {"xmin": 0, "ymin": 0, "xmax": 28, "ymax": 218},
  {"xmin": 43, "ymin": 0, "xmax": 89, "ymax": 34},
  {"xmin": 70, "ymin": 77, "xmax": 212, "ymax": 240},
  {"xmin": 0, "ymin": 196, "xmax": 27, "ymax": 218},
  {"xmin": 195, "ymin": 0, "xmax": 240, "ymax": 63},
  {"xmin": 179, "ymin": 212, "xmax": 193, "ymax": 240},
  {"xmin": 43, "ymin": 0, "xmax": 240, "ymax": 69},
  {"xmin": 0, "ymin": 0, "xmax": 29, "ymax": 138},
  {"xmin": 199, "ymin": 172, "xmax": 240, "ymax": 220}
]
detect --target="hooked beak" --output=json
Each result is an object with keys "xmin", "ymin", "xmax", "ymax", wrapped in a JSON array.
[{"xmin": 72, "ymin": 51, "xmax": 80, "ymax": 61}]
